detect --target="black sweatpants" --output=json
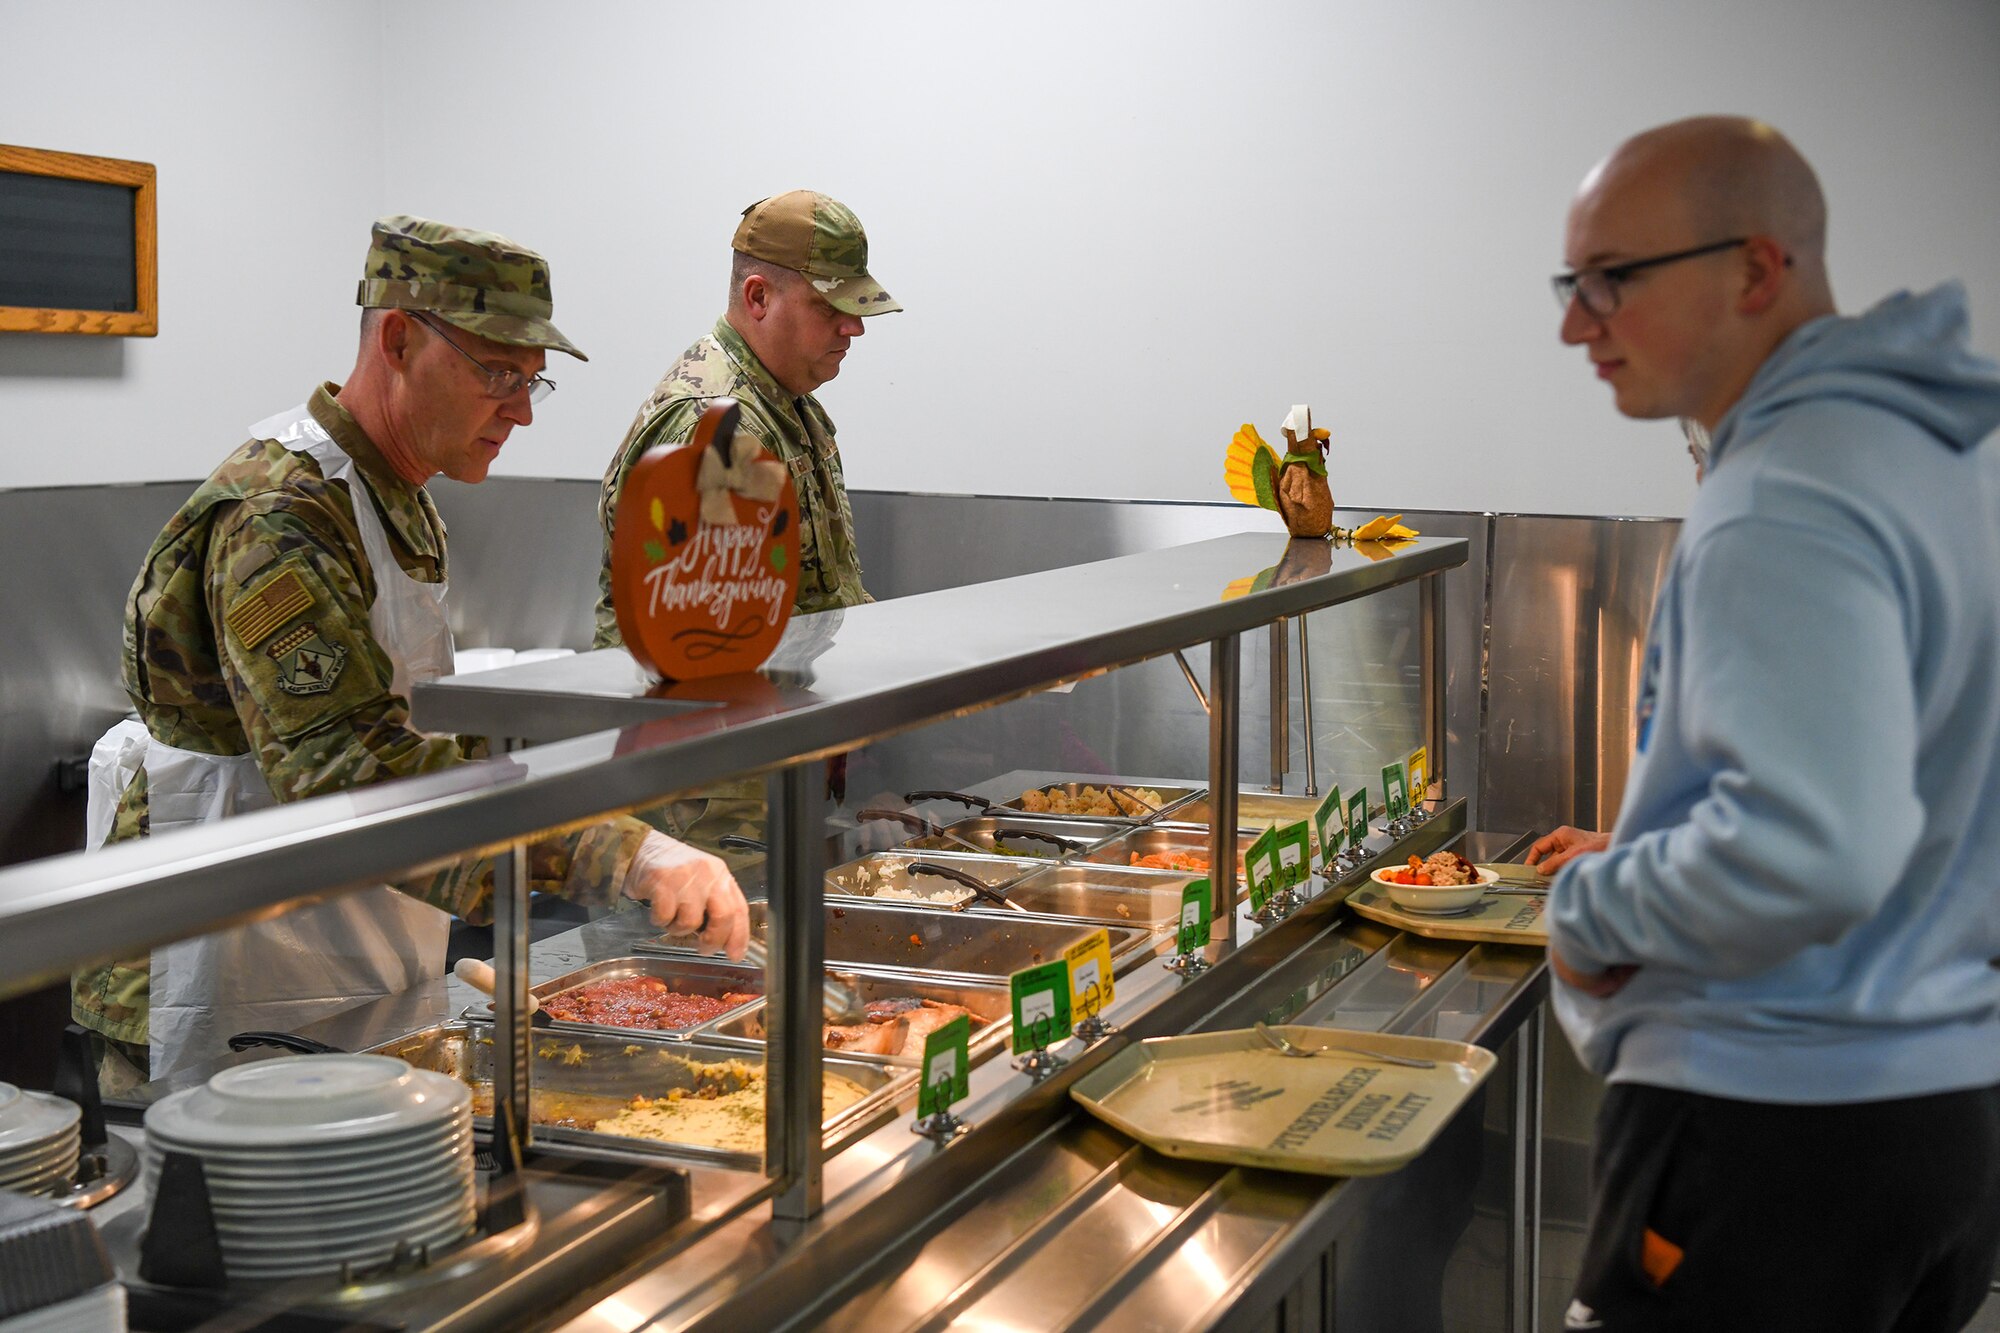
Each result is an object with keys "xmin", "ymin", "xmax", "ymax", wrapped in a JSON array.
[{"xmin": 1568, "ymin": 1081, "xmax": 2000, "ymax": 1333}]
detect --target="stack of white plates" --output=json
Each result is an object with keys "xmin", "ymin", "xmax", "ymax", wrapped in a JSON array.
[
  {"xmin": 141, "ymin": 1055, "xmax": 474, "ymax": 1283},
  {"xmin": 0, "ymin": 1083, "xmax": 81, "ymax": 1199}
]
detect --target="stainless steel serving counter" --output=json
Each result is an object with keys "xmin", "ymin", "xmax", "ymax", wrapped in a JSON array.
[
  {"xmin": 542, "ymin": 810, "xmax": 1551, "ymax": 1333},
  {"xmin": 0, "ymin": 530, "xmax": 1507, "ymax": 1331}
]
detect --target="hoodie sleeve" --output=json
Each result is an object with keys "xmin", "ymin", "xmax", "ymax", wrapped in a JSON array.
[{"xmin": 1550, "ymin": 510, "xmax": 1926, "ymax": 980}]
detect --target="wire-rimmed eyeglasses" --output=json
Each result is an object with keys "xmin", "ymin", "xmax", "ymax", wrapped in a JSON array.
[
  {"xmin": 1552, "ymin": 238, "xmax": 1751, "ymax": 318},
  {"xmin": 411, "ymin": 312, "xmax": 556, "ymax": 403}
]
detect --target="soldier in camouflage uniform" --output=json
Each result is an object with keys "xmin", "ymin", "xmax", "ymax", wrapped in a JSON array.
[
  {"xmin": 593, "ymin": 191, "xmax": 901, "ymax": 864},
  {"xmin": 78, "ymin": 216, "xmax": 748, "ymax": 1083}
]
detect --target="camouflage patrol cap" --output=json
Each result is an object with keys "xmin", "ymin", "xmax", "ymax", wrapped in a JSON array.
[
  {"xmin": 357, "ymin": 214, "xmax": 587, "ymax": 360},
  {"xmin": 732, "ymin": 191, "xmax": 901, "ymax": 317}
]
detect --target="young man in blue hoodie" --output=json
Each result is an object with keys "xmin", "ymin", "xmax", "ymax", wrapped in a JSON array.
[{"xmin": 1538, "ymin": 116, "xmax": 2000, "ymax": 1331}]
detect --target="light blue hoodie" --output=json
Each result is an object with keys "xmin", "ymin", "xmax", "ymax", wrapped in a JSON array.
[{"xmin": 1550, "ymin": 283, "xmax": 2000, "ymax": 1103}]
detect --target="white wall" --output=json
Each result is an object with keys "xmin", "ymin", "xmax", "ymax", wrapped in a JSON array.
[
  {"xmin": 7, "ymin": 0, "xmax": 1998, "ymax": 517},
  {"xmin": 0, "ymin": 1, "xmax": 383, "ymax": 489}
]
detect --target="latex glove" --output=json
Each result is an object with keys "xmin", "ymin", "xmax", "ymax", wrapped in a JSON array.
[
  {"xmin": 1523, "ymin": 825, "xmax": 1612, "ymax": 876},
  {"xmin": 622, "ymin": 831, "xmax": 750, "ymax": 960}
]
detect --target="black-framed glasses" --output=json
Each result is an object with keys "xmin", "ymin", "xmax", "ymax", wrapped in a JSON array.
[
  {"xmin": 1552, "ymin": 238, "xmax": 1750, "ymax": 318},
  {"xmin": 411, "ymin": 312, "xmax": 556, "ymax": 403}
]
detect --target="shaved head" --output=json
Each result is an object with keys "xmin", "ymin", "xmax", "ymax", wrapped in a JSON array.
[{"xmin": 1593, "ymin": 116, "xmax": 1828, "ymax": 265}]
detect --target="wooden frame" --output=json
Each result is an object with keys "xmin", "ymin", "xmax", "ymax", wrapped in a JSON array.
[{"xmin": 0, "ymin": 144, "xmax": 157, "ymax": 336}]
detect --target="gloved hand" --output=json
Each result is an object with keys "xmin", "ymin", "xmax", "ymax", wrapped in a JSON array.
[{"xmin": 622, "ymin": 831, "xmax": 750, "ymax": 960}]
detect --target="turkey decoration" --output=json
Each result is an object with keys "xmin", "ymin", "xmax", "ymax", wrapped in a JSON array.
[
  {"xmin": 1224, "ymin": 404, "xmax": 1334, "ymax": 538},
  {"xmin": 611, "ymin": 398, "xmax": 801, "ymax": 681}
]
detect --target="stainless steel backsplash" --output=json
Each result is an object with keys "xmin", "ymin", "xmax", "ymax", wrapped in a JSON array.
[{"xmin": 0, "ymin": 478, "xmax": 1677, "ymax": 868}]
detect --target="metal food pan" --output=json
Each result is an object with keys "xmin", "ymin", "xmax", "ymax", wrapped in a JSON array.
[
  {"xmin": 1000, "ymin": 864, "xmax": 1197, "ymax": 927},
  {"xmin": 711, "ymin": 971, "xmax": 1014, "ymax": 1067},
  {"xmin": 1160, "ymin": 792, "xmax": 1325, "ymax": 833},
  {"xmin": 640, "ymin": 900, "xmax": 1153, "ymax": 979},
  {"xmin": 366, "ymin": 1023, "xmax": 906, "ymax": 1168},
  {"xmin": 463, "ymin": 957, "xmax": 762, "ymax": 1040},
  {"xmin": 994, "ymin": 782, "xmax": 1203, "ymax": 823},
  {"xmin": 898, "ymin": 816, "xmax": 1127, "ymax": 859},
  {"xmin": 1081, "ymin": 826, "xmax": 1261, "ymax": 873},
  {"xmin": 826, "ymin": 852, "xmax": 1030, "ymax": 908}
]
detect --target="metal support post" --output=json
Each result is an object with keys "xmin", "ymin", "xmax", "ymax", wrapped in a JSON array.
[
  {"xmin": 1267, "ymin": 618, "xmax": 1288, "ymax": 791},
  {"xmin": 1419, "ymin": 572, "xmax": 1448, "ymax": 805},
  {"xmin": 1297, "ymin": 614, "xmax": 1318, "ymax": 799},
  {"xmin": 492, "ymin": 739, "xmax": 533, "ymax": 1176},
  {"xmin": 1207, "ymin": 633, "xmax": 1240, "ymax": 944},
  {"xmin": 1509, "ymin": 1004, "xmax": 1546, "ymax": 1333},
  {"xmin": 766, "ymin": 764, "xmax": 828, "ymax": 1222}
]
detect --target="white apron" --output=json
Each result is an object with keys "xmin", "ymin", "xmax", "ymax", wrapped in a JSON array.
[{"xmin": 87, "ymin": 404, "xmax": 455, "ymax": 1077}]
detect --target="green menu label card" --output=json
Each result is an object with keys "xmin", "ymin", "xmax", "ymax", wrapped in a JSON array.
[
  {"xmin": 917, "ymin": 1013, "xmax": 972, "ymax": 1117},
  {"xmin": 1176, "ymin": 878, "xmax": 1213, "ymax": 954},
  {"xmin": 1313, "ymin": 785, "xmax": 1344, "ymax": 866},
  {"xmin": 1381, "ymin": 761, "xmax": 1409, "ymax": 820},
  {"xmin": 1010, "ymin": 958, "xmax": 1073, "ymax": 1054},
  {"xmin": 1275, "ymin": 819, "xmax": 1313, "ymax": 889},
  {"xmin": 1244, "ymin": 825, "xmax": 1280, "ymax": 912},
  {"xmin": 1345, "ymin": 786, "xmax": 1370, "ymax": 851}
]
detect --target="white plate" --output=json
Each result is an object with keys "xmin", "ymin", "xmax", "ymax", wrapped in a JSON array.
[
  {"xmin": 207, "ymin": 1168, "xmax": 472, "ymax": 1232},
  {"xmin": 144, "ymin": 1127, "xmax": 471, "ymax": 1191},
  {"xmin": 144, "ymin": 1056, "xmax": 468, "ymax": 1148},
  {"xmin": 0, "ymin": 1163, "xmax": 77, "ymax": 1195},
  {"xmin": 1370, "ymin": 864, "xmax": 1497, "ymax": 912},
  {"xmin": 221, "ymin": 1199, "xmax": 476, "ymax": 1266},
  {"xmin": 0, "ymin": 1135, "xmax": 80, "ymax": 1176},
  {"xmin": 0, "ymin": 1136, "xmax": 79, "ymax": 1176},
  {"xmin": 145, "ymin": 1149, "xmax": 471, "ymax": 1213},
  {"xmin": 144, "ymin": 1111, "xmax": 468, "ymax": 1169},
  {"xmin": 0, "ymin": 1087, "xmax": 82, "ymax": 1153},
  {"xmin": 217, "ymin": 1197, "xmax": 476, "ymax": 1258},
  {"xmin": 224, "ymin": 1214, "xmax": 476, "ymax": 1280}
]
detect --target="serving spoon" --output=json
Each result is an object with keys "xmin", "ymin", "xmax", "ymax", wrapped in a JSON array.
[{"xmin": 1254, "ymin": 1021, "xmax": 1436, "ymax": 1069}]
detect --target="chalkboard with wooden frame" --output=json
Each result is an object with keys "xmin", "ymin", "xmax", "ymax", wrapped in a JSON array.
[{"xmin": 0, "ymin": 145, "xmax": 157, "ymax": 336}]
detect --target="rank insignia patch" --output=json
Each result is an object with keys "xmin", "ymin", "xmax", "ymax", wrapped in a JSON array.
[{"xmin": 267, "ymin": 622, "xmax": 347, "ymax": 696}]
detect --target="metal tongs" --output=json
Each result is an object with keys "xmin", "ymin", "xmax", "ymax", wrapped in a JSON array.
[
  {"xmin": 738, "ymin": 936, "xmax": 866, "ymax": 1025},
  {"xmin": 858, "ymin": 807, "xmax": 991, "ymax": 857},
  {"xmin": 908, "ymin": 860, "xmax": 1029, "ymax": 913}
]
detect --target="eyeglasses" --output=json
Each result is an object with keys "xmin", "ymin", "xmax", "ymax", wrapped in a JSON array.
[
  {"xmin": 1552, "ymin": 238, "xmax": 1750, "ymax": 318},
  {"xmin": 411, "ymin": 312, "xmax": 556, "ymax": 403}
]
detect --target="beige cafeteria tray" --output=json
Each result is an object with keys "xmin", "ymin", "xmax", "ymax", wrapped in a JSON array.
[
  {"xmin": 1071, "ymin": 1026, "xmax": 1497, "ymax": 1177},
  {"xmin": 1344, "ymin": 883, "xmax": 1549, "ymax": 946}
]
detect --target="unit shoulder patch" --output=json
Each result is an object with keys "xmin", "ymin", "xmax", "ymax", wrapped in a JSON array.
[{"xmin": 266, "ymin": 621, "xmax": 348, "ymax": 696}]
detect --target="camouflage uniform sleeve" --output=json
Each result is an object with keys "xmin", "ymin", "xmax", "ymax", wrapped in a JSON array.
[
  {"xmin": 207, "ymin": 498, "xmax": 649, "ymax": 915},
  {"xmin": 594, "ymin": 400, "xmax": 781, "ymax": 648}
]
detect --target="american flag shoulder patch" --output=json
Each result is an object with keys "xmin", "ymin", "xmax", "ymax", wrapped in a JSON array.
[{"xmin": 228, "ymin": 567, "xmax": 315, "ymax": 647}]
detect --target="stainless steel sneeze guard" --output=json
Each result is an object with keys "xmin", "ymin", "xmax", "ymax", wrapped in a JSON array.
[{"xmin": 0, "ymin": 532, "xmax": 1464, "ymax": 991}]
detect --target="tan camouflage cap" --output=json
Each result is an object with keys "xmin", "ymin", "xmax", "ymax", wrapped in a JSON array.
[
  {"xmin": 732, "ymin": 191, "xmax": 902, "ymax": 317},
  {"xmin": 357, "ymin": 214, "xmax": 587, "ymax": 361}
]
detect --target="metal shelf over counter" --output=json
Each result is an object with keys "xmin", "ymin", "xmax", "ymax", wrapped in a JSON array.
[{"xmin": 0, "ymin": 532, "xmax": 1463, "ymax": 994}]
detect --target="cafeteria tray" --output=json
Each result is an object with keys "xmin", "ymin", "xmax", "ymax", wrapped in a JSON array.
[
  {"xmin": 1161, "ymin": 791, "xmax": 1325, "ymax": 833},
  {"xmin": 897, "ymin": 815, "xmax": 1128, "ymax": 858},
  {"xmin": 638, "ymin": 900, "xmax": 1156, "ymax": 980},
  {"xmin": 1344, "ymin": 884, "xmax": 1549, "ymax": 946},
  {"xmin": 1071, "ymin": 1026, "xmax": 1497, "ymax": 1177},
  {"xmin": 999, "ymin": 864, "xmax": 1196, "ymax": 927},
  {"xmin": 710, "ymin": 970, "xmax": 1014, "ymax": 1068},
  {"xmin": 366, "ymin": 1023, "xmax": 906, "ymax": 1169},
  {"xmin": 1081, "ymin": 826, "xmax": 1261, "ymax": 873},
  {"xmin": 463, "ymin": 957, "xmax": 762, "ymax": 1040},
  {"xmin": 827, "ymin": 852, "xmax": 1031, "ymax": 908},
  {"xmin": 994, "ymin": 782, "xmax": 1203, "ymax": 823}
]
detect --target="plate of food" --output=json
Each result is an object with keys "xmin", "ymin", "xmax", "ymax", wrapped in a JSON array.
[{"xmin": 1369, "ymin": 852, "xmax": 1497, "ymax": 912}]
